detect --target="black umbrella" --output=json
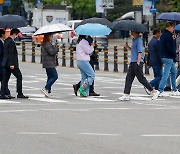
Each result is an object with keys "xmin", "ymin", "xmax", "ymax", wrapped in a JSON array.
[
  {"xmin": 156, "ymin": 12, "xmax": 180, "ymax": 22},
  {"xmin": 111, "ymin": 20, "xmax": 148, "ymax": 33},
  {"xmin": 75, "ymin": 17, "xmax": 112, "ymax": 29},
  {"xmin": 0, "ymin": 15, "xmax": 28, "ymax": 29}
]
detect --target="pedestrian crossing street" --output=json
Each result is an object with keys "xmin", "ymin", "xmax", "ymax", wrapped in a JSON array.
[{"xmin": 0, "ymin": 72, "xmax": 180, "ymax": 105}]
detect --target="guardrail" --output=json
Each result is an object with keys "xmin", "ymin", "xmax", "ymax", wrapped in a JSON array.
[{"xmin": 16, "ymin": 41, "xmax": 150, "ymax": 74}]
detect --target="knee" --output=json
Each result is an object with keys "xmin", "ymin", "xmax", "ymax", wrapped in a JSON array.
[
  {"xmin": 90, "ymin": 72, "xmax": 95, "ymax": 80},
  {"xmin": 54, "ymin": 74, "xmax": 58, "ymax": 81}
]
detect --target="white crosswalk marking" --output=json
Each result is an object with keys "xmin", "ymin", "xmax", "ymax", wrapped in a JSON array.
[
  {"xmin": 76, "ymin": 97, "xmax": 115, "ymax": 102},
  {"xmin": 29, "ymin": 98, "xmax": 67, "ymax": 103},
  {"xmin": 0, "ymin": 100, "xmax": 21, "ymax": 104}
]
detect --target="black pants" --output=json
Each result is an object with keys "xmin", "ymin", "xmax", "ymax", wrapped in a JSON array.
[
  {"xmin": 124, "ymin": 62, "xmax": 153, "ymax": 94},
  {"xmin": 77, "ymin": 63, "xmax": 95, "ymax": 93},
  {"xmin": 0, "ymin": 66, "xmax": 10, "ymax": 95},
  {"xmin": 1, "ymin": 67, "xmax": 23, "ymax": 96}
]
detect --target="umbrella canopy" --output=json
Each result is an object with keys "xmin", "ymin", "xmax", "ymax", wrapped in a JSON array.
[
  {"xmin": 111, "ymin": 20, "xmax": 148, "ymax": 33},
  {"xmin": 33, "ymin": 23, "xmax": 72, "ymax": 36},
  {"xmin": 0, "ymin": 15, "xmax": 28, "ymax": 29},
  {"xmin": 75, "ymin": 23, "xmax": 112, "ymax": 36},
  {"xmin": 175, "ymin": 24, "xmax": 180, "ymax": 31},
  {"xmin": 156, "ymin": 12, "xmax": 180, "ymax": 22},
  {"xmin": 75, "ymin": 17, "xmax": 112, "ymax": 29}
]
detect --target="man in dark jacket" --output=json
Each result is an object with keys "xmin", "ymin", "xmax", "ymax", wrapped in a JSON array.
[
  {"xmin": 147, "ymin": 28, "xmax": 162, "ymax": 90},
  {"xmin": 152, "ymin": 22, "xmax": 180, "ymax": 99},
  {"xmin": 0, "ymin": 29, "xmax": 28, "ymax": 99},
  {"xmin": 0, "ymin": 29, "xmax": 13, "ymax": 99}
]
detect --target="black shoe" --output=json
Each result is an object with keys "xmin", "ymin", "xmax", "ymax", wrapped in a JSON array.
[
  {"xmin": 73, "ymin": 84, "xmax": 78, "ymax": 96},
  {"xmin": 6, "ymin": 95, "xmax": 15, "ymax": 99},
  {"xmin": 0, "ymin": 95, "xmax": 11, "ymax": 99},
  {"xmin": 17, "ymin": 94, "xmax": 29, "ymax": 99},
  {"xmin": 164, "ymin": 86, "xmax": 171, "ymax": 91},
  {"xmin": 89, "ymin": 92, "xmax": 100, "ymax": 96}
]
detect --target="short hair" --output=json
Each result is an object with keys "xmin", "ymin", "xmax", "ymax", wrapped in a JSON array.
[
  {"xmin": 166, "ymin": 22, "xmax": 174, "ymax": 28},
  {"xmin": 10, "ymin": 28, "xmax": 20, "ymax": 35},
  {"xmin": 131, "ymin": 31, "xmax": 140, "ymax": 35},
  {"xmin": 153, "ymin": 28, "xmax": 161, "ymax": 35},
  {"xmin": 0, "ymin": 29, "xmax": 5, "ymax": 37}
]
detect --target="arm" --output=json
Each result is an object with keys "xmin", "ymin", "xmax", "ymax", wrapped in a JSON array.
[
  {"xmin": 155, "ymin": 40, "xmax": 162, "ymax": 65},
  {"xmin": 125, "ymin": 43, "xmax": 131, "ymax": 50},
  {"xmin": 147, "ymin": 48, "xmax": 151, "ymax": 67},
  {"xmin": 45, "ymin": 42, "xmax": 58, "ymax": 56},
  {"xmin": 0, "ymin": 42, "xmax": 3, "ymax": 57},
  {"xmin": 7, "ymin": 41, "xmax": 16, "ymax": 68},
  {"xmin": 137, "ymin": 52, "xmax": 142, "ymax": 65},
  {"xmin": 81, "ymin": 40, "xmax": 94, "ymax": 55},
  {"xmin": 137, "ymin": 38, "xmax": 144, "ymax": 65}
]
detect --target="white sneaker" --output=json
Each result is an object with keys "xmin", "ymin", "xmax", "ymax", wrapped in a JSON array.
[
  {"xmin": 176, "ymin": 75, "xmax": 180, "ymax": 87},
  {"xmin": 172, "ymin": 91, "xmax": 180, "ymax": 96},
  {"xmin": 152, "ymin": 91, "xmax": 160, "ymax": 100},
  {"xmin": 159, "ymin": 92, "xmax": 170, "ymax": 97},
  {"xmin": 40, "ymin": 89, "xmax": 49, "ymax": 97},
  {"xmin": 119, "ymin": 95, "xmax": 130, "ymax": 101},
  {"xmin": 48, "ymin": 93, "xmax": 55, "ymax": 98}
]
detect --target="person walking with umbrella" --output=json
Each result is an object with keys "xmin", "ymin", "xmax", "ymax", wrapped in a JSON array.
[
  {"xmin": 76, "ymin": 35, "xmax": 95, "ymax": 97},
  {"xmin": 119, "ymin": 31, "xmax": 156, "ymax": 101},
  {"xmin": 73, "ymin": 39, "xmax": 100, "ymax": 97},
  {"xmin": 40, "ymin": 33, "xmax": 59, "ymax": 98}
]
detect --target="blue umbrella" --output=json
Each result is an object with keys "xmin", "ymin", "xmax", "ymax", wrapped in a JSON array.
[
  {"xmin": 175, "ymin": 24, "xmax": 180, "ymax": 31},
  {"xmin": 156, "ymin": 12, "xmax": 180, "ymax": 22},
  {"xmin": 75, "ymin": 23, "xmax": 112, "ymax": 36}
]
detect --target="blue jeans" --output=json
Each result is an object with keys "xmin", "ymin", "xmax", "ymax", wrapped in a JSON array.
[
  {"xmin": 77, "ymin": 61, "xmax": 95, "ymax": 95},
  {"xmin": 45, "ymin": 68, "xmax": 58, "ymax": 93},
  {"xmin": 158, "ymin": 58, "xmax": 177, "ymax": 92},
  {"xmin": 166, "ymin": 75, "xmax": 171, "ymax": 87},
  {"xmin": 150, "ymin": 65, "xmax": 162, "ymax": 90}
]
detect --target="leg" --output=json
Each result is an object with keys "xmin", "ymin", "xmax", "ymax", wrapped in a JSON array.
[
  {"xmin": 1, "ymin": 68, "xmax": 11, "ymax": 96},
  {"xmin": 11, "ymin": 68, "xmax": 23, "ymax": 95},
  {"xmin": 170, "ymin": 63, "xmax": 177, "ymax": 92},
  {"xmin": 77, "ymin": 61, "xmax": 88, "ymax": 96},
  {"xmin": 124, "ymin": 63, "xmax": 136, "ymax": 94},
  {"xmin": 150, "ymin": 65, "xmax": 162, "ymax": 90},
  {"xmin": 77, "ymin": 61, "xmax": 95, "ymax": 96},
  {"xmin": 134, "ymin": 63, "xmax": 153, "ymax": 92},
  {"xmin": 89, "ymin": 63, "xmax": 95, "ymax": 93},
  {"xmin": 45, "ymin": 68, "xmax": 58, "ymax": 93},
  {"xmin": 158, "ymin": 58, "xmax": 173, "ymax": 93}
]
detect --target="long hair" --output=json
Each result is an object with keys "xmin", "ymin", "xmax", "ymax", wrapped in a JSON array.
[
  {"xmin": 77, "ymin": 35, "xmax": 86, "ymax": 44},
  {"xmin": 42, "ymin": 33, "xmax": 52, "ymax": 46}
]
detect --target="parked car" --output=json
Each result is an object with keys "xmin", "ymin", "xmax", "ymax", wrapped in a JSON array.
[
  {"xmin": 17, "ymin": 26, "xmax": 37, "ymax": 42},
  {"xmin": 94, "ymin": 36, "xmax": 108, "ymax": 47}
]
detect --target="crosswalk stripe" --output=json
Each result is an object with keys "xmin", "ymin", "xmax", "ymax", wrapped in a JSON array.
[
  {"xmin": 29, "ymin": 98, "xmax": 67, "ymax": 103},
  {"xmin": 76, "ymin": 97, "xmax": 115, "ymax": 102},
  {"xmin": 0, "ymin": 100, "xmax": 21, "ymax": 104}
]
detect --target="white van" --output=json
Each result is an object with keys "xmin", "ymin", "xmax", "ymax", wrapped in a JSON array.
[{"xmin": 66, "ymin": 20, "xmax": 82, "ymax": 44}]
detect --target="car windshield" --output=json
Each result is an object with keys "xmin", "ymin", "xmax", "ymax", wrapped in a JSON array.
[
  {"xmin": 19, "ymin": 27, "xmax": 36, "ymax": 33},
  {"xmin": 74, "ymin": 22, "xmax": 81, "ymax": 29}
]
